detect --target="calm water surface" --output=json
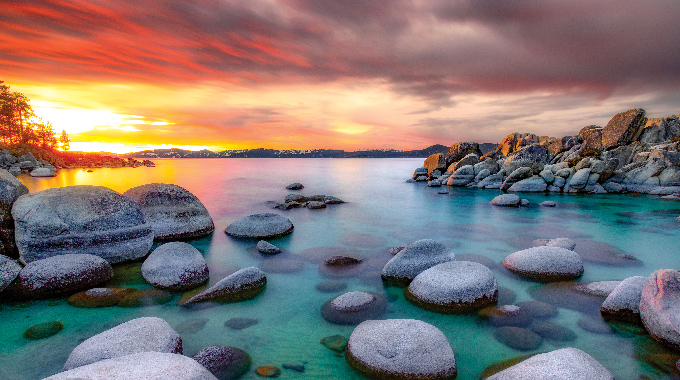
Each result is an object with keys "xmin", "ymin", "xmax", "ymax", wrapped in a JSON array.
[{"xmin": 2, "ymin": 158, "xmax": 680, "ymax": 379}]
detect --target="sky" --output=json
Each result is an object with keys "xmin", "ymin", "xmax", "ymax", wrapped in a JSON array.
[{"xmin": 2, "ymin": 0, "xmax": 680, "ymax": 153}]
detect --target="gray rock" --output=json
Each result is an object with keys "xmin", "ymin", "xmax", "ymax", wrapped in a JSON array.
[
  {"xmin": 503, "ymin": 246, "xmax": 583, "ymax": 282},
  {"xmin": 307, "ymin": 201, "xmax": 327, "ymax": 209},
  {"xmin": 539, "ymin": 201, "xmax": 556, "ymax": 207},
  {"xmin": 29, "ymin": 167, "xmax": 56, "ymax": 177},
  {"xmin": 447, "ymin": 165, "xmax": 475, "ymax": 186},
  {"xmin": 555, "ymin": 168, "xmax": 572, "ymax": 178},
  {"xmin": 536, "ymin": 238, "xmax": 576, "ymax": 251},
  {"xmin": 553, "ymin": 176, "xmax": 566, "ymax": 188},
  {"xmin": 474, "ymin": 168, "xmax": 491, "ymax": 182},
  {"xmin": 569, "ymin": 168, "xmax": 591, "ymax": 189},
  {"xmin": 601, "ymin": 276, "xmax": 647, "ymax": 324},
  {"xmin": 487, "ymin": 347, "xmax": 614, "ymax": 380},
  {"xmin": 406, "ymin": 261, "xmax": 497, "ymax": 313},
  {"xmin": 182, "ymin": 267, "xmax": 266, "ymax": 304},
  {"xmin": 490, "ymin": 194, "xmax": 520, "ymax": 207},
  {"xmin": 451, "ymin": 153, "xmax": 480, "ymax": 171},
  {"xmin": 573, "ymin": 281, "xmax": 621, "ymax": 297},
  {"xmin": 501, "ymin": 167, "xmax": 533, "ymax": 191},
  {"xmin": 474, "ymin": 159, "xmax": 500, "ymax": 176},
  {"xmin": 415, "ymin": 175, "xmax": 428, "ymax": 182},
  {"xmin": 46, "ymin": 352, "xmax": 216, "ymax": 380},
  {"xmin": 493, "ymin": 326, "xmax": 542, "ymax": 351},
  {"xmin": 141, "ymin": 242, "xmax": 209, "ymax": 291},
  {"xmin": 381, "ymin": 239, "xmax": 456, "ymax": 286},
  {"xmin": 0, "ymin": 169, "xmax": 29, "ymax": 258},
  {"xmin": 504, "ymin": 144, "xmax": 550, "ymax": 174},
  {"xmin": 191, "ymin": 346, "xmax": 251, "ymax": 380},
  {"xmin": 286, "ymin": 183, "xmax": 304, "ymax": 190},
  {"xmin": 579, "ymin": 125, "xmax": 603, "ymax": 150},
  {"xmin": 225, "ymin": 213, "xmax": 293, "ymax": 239},
  {"xmin": 640, "ymin": 269, "xmax": 680, "ymax": 350},
  {"xmin": 478, "ymin": 173, "xmax": 504, "ymax": 189},
  {"xmin": 0, "ymin": 255, "xmax": 21, "ymax": 293},
  {"xmin": 508, "ymin": 176, "xmax": 547, "ymax": 192},
  {"xmin": 321, "ymin": 291, "xmax": 387, "ymax": 325},
  {"xmin": 602, "ymin": 108, "xmax": 647, "ymax": 150},
  {"xmin": 123, "ymin": 183, "xmax": 214, "ymax": 241},
  {"xmin": 547, "ymin": 185, "xmax": 561, "ymax": 192},
  {"xmin": 427, "ymin": 180, "xmax": 441, "ymax": 187},
  {"xmin": 520, "ymin": 199, "xmax": 530, "ymax": 206},
  {"xmin": 346, "ymin": 319, "xmax": 457, "ymax": 380},
  {"xmin": 256, "ymin": 240, "xmax": 281, "ymax": 254},
  {"xmin": 413, "ymin": 167, "xmax": 428, "ymax": 180},
  {"xmin": 63, "ymin": 317, "xmax": 183, "ymax": 370},
  {"xmin": 603, "ymin": 181, "xmax": 624, "ymax": 193},
  {"xmin": 5, "ymin": 254, "xmax": 113, "ymax": 299},
  {"xmin": 539, "ymin": 168, "xmax": 554, "ymax": 183},
  {"xmin": 12, "ymin": 186, "xmax": 153, "ymax": 263},
  {"xmin": 658, "ymin": 167, "xmax": 680, "ymax": 186}
]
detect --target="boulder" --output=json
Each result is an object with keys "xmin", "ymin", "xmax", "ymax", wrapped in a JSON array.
[
  {"xmin": 124, "ymin": 183, "xmax": 214, "ymax": 241},
  {"xmin": 62, "ymin": 317, "xmax": 183, "ymax": 370},
  {"xmin": 321, "ymin": 291, "xmax": 387, "ymax": 324},
  {"xmin": 500, "ymin": 167, "xmax": 532, "ymax": 191},
  {"xmin": 602, "ymin": 108, "xmax": 647, "ymax": 150},
  {"xmin": 474, "ymin": 168, "xmax": 491, "ymax": 182},
  {"xmin": 256, "ymin": 240, "xmax": 281, "ymax": 254},
  {"xmin": 24, "ymin": 321, "xmax": 64, "ymax": 340},
  {"xmin": 600, "ymin": 276, "xmax": 647, "ymax": 324},
  {"xmin": 0, "ymin": 169, "xmax": 29, "ymax": 258},
  {"xmin": 182, "ymin": 267, "xmax": 266, "ymax": 305},
  {"xmin": 286, "ymin": 182, "xmax": 304, "ymax": 190},
  {"xmin": 478, "ymin": 173, "xmax": 504, "ymax": 189},
  {"xmin": 346, "ymin": 319, "xmax": 457, "ymax": 380},
  {"xmin": 0, "ymin": 254, "xmax": 21, "ymax": 293},
  {"xmin": 446, "ymin": 165, "xmax": 475, "ymax": 186},
  {"xmin": 490, "ymin": 194, "xmax": 520, "ymax": 207},
  {"xmin": 504, "ymin": 144, "xmax": 550, "ymax": 173},
  {"xmin": 535, "ymin": 238, "xmax": 576, "ymax": 251},
  {"xmin": 579, "ymin": 125, "xmax": 603, "ymax": 150},
  {"xmin": 640, "ymin": 269, "xmax": 680, "ymax": 350},
  {"xmin": 406, "ymin": 261, "xmax": 498, "ymax": 313},
  {"xmin": 191, "ymin": 346, "xmax": 251, "ymax": 380},
  {"xmin": 12, "ymin": 186, "xmax": 153, "ymax": 263},
  {"xmin": 141, "ymin": 242, "xmax": 209, "ymax": 291},
  {"xmin": 381, "ymin": 239, "xmax": 456, "ymax": 286},
  {"xmin": 446, "ymin": 142, "xmax": 481, "ymax": 167},
  {"xmin": 474, "ymin": 159, "xmax": 500, "ymax": 176},
  {"xmin": 5, "ymin": 254, "xmax": 113, "ymax": 299},
  {"xmin": 29, "ymin": 167, "xmax": 56, "ymax": 177},
  {"xmin": 530, "ymin": 321, "xmax": 576, "ymax": 342},
  {"xmin": 478, "ymin": 305, "xmax": 533, "ymax": 327},
  {"xmin": 539, "ymin": 168, "xmax": 554, "ymax": 183},
  {"xmin": 225, "ymin": 213, "xmax": 293, "ymax": 239},
  {"xmin": 67, "ymin": 287, "xmax": 135, "ymax": 308},
  {"xmin": 46, "ymin": 352, "xmax": 216, "ymax": 380},
  {"xmin": 413, "ymin": 167, "xmax": 428, "ymax": 179},
  {"xmin": 503, "ymin": 246, "xmax": 583, "ymax": 282},
  {"xmin": 493, "ymin": 326, "xmax": 542, "ymax": 351},
  {"xmin": 508, "ymin": 176, "xmax": 547, "ymax": 192},
  {"xmin": 539, "ymin": 200, "xmax": 556, "ymax": 207},
  {"xmin": 450, "ymin": 153, "xmax": 480, "ymax": 172},
  {"xmin": 568, "ymin": 168, "xmax": 591, "ymax": 190},
  {"xmin": 427, "ymin": 180, "xmax": 441, "ymax": 187},
  {"xmin": 424, "ymin": 153, "xmax": 447, "ymax": 175},
  {"xmin": 486, "ymin": 347, "xmax": 614, "ymax": 380}
]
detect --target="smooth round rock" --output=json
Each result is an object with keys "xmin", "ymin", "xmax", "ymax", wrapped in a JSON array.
[
  {"xmin": 503, "ymin": 246, "xmax": 584, "ymax": 282},
  {"xmin": 224, "ymin": 318, "xmax": 258, "ymax": 330},
  {"xmin": 182, "ymin": 267, "xmax": 266, "ymax": 305},
  {"xmin": 573, "ymin": 281, "xmax": 621, "ymax": 297},
  {"xmin": 191, "ymin": 346, "xmax": 251, "ymax": 380},
  {"xmin": 67, "ymin": 287, "xmax": 135, "ymax": 308},
  {"xmin": 29, "ymin": 167, "xmax": 56, "ymax": 177},
  {"xmin": 515, "ymin": 301, "xmax": 558, "ymax": 319},
  {"xmin": 491, "ymin": 194, "xmax": 520, "ymax": 207},
  {"xmin": 640, "ymin": 269, "xmax": 680, "ymax": 350},
  {"xmin": 539, "ymin": 200, "xmax": 556, "ymax": 207},
  {"xmin": 123, "ymin": 183, "xmax": 214, "ymax": 241},
  {"xmin": 534, "ymin": 237, "xmax": 577, "ymax": 251},
  {"xmin": 175, "ymin": 318, "xmax": 209, "ymax": 335},
  {"xmin": 315, "ymin": 280, "xmax": 347, "ymax": 293},
  {"xmin": 45, "ymin": 352, "xmax": 217, "ymax": 380},
  {"xmin": 530, "ymin": 321, "xmax": 576, "ymax": 342},
  {"xmin": 346, "ymin": 319, "xmax": 457, "ymax": 380},
  {"xmin": 577, "ymin": 317, "xmax": 613, "ymax": 335},
  {"xmin": 225, "ymin": 213, "xmax": 293, "ymax": 240},
  {"xmin": 381, "ymin": 239, "xmax": 456, "ymax": 286},
  {"xmin": 63, "ymin": 317, "xmax": 183, "ymax": 371},
  {"xmin": 5, "ymin": 254, "xmax": 113, "ymax": 299},
  {"xmin": 601, "ymin": 276, "xmax": 647, "ymax": 324},
  {"xmin": 486, "ymin": 348, "xmax": 614, "ymax": 380},
  {"xmin": 141, "ymin": 242, "xmax": 209, "ymax": 291},
  {"xmin": 286, "ymin": 183, "xmax": 304, "ymax": 190},
  {"xmin": 321, "ymin": 291, "xmax": 387, "ymax": 325},
  {"xmin": 0, "ymin": 255, "xmax": 21, "ymax": 293},
  {"xmin": 493, "ymin": 326, "xmax": 543, "ymax": 351},
  {"xmin": 478, "ymin": 305, "xmax": 533, "ymax": 327},
  {"xmin": 12, "ymin": 186, "xmax": 153, "ymax": 263},
  {"xmin": 406, "ymin": 261, "xmax": 498, "ymax": 313},
  {"xmin": 24, "ymin": 321, "xmax": 63, "ymax": 339},
  {"xmin": 256, "ymin": 240, "xmax": 281, "ymax": 254}
]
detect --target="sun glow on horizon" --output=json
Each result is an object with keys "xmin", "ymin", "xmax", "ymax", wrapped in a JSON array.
[{"xmin": 68, "ymin": 142, "xmax": 224, "ymax": 155}]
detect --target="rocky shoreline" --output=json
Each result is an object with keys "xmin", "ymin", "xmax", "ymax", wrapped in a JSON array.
[{"xmin": 412, "ymin": 108, "xmax": 680, "ymax": 197}]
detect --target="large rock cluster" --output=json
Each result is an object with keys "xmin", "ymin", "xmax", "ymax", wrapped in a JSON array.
[{"xmin": 416, "ymin": 109, "xmax": 680, "ymax": 195}]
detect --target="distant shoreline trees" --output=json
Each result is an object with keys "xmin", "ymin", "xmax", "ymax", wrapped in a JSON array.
[{"xmin": 1, "ymin": 80, "xmax": 68, "ymax": 150}]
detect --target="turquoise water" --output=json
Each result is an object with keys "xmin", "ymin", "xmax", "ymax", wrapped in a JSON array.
[{"xmin": 1, "ymin": 158, "xmax": 679, "ymax": 379}]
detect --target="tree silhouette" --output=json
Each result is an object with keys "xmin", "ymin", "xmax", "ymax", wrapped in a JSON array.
[
  {"xmin": 60, "ymin": 129, "xmax": 70, "ymax": 151},
  {"xmin": 0, "ymin": 80, "xmax": 59, "ymax": 148}
]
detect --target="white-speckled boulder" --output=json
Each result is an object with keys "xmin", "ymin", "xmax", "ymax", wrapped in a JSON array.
[
  {"xmin": 346, "ymin": 319, "xmax": 457, "ymax": 380},
  {"xmin": 487, "ymin": 347, "xmax": 614, "ymax": 380},
  {"xmin": 12, "ymin": 186, "xmax": 153, "ymax": 263},
  {"xmin": 0, "ymin": 254, "xmax": 21, "ymax": 293},
  {"xmin": 29, "ymin": 167, "xmax": 56, "ymax": 177},
  {"xmin": 601, "ymin": 276, "xmax": 647, "ymax": 324},
  {"xmin": 406, "ymin": 261, "xmax": 498, "ymax": 313},
  {"xmin": 62, "ymin": 317, "xmax": 182, "ymax": 371},
  {"xmin": 191, "ymin": 346, "xmax": 251, "ymax": 380},
  {"xmin": 321, "ymin": 291, "xmax": 387, "ymax": 325},
  {"xmin": 640, "ymin": 269, "xmax": 680, "ymax": 350},
  {"xmin": 182, "ymin": 267, "xmax": 266, "ymax": 305},
  {"xmin": 503, "ymin": 246, "xmax": 583, "ymax": 282},
  {"xmin": 123, "ymin": 183, "xmax": 214, "ymax": 241},
  {"xmin": 225, "ymin": 213, "xmax": 293, "ymax": 239},
  {"xmin": 490, "ymin": 194, "xmax": 520, "ymax": 207},
  {"xmin": 381, "ymin": 239, "xmax": 456, "ymax": 286},
  {"xmin": 141, "ymin": 242, "xmax": 209, "ymax": 291},
  {"xmin": 507, "ymin": 176, "xmax": 548, "ymax": 192},
  {"xmin": 256, "ymin": 240, "xmax": 282, "ymax": 254},
  {"xmin": 46, "ymin": 352, "xmax": 216, "ymax": 380},
  {"xmin": 4, "ymin": 254, "xmax": 112, "ymax": 299},
  {"xmin": 0, "ymin": 169, "xmax": 28, "ymax": 258}
]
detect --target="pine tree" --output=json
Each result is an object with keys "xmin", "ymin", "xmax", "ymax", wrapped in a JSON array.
[{"xmin": 60, "ymin": 129, "xmax": 70, "ymax": 151}]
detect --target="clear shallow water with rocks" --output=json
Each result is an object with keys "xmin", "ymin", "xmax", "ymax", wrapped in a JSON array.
[{"xmin": 2, "ymin": 158, "xmax": 679, "ymax": 379}]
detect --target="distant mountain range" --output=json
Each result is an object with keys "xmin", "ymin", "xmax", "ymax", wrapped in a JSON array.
[{"xmin": 126, "ymin": 143, "xmax": 496, "ymax": 159}]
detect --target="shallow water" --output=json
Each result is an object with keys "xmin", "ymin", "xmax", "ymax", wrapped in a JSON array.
[{"xmin": 2, "ymin": 158, "xmax": 680, "ymax": 379}]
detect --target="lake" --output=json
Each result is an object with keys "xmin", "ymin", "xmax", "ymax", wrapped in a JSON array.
[{"xmin": 2, "ymin": 158, "xmax": 680, "ymax": 379}]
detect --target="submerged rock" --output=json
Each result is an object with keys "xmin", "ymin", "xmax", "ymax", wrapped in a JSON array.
[
  {"xmin": 124, "ymin": 183, "xmax": 215, "ymax": 241},
  {"xmin": 256, "ymin": 366, "xmax": 281, "ymax": 377},
  {"xmin": 478, "ymin": 305, "xmax": 533, "ymax": 327},
  {"xmin": 24, "ymin": 321, "xmax": 64, "ymax": 340},
  {"xmin": 62, "ymin": 317, "xmax": 182, "ymax": 370},
  {"xmin": 503, "ymin": 246, "xmax": 583, "ymax": 282},
  {"xmin": 346, "ymin": 319, "xmax": 457, "ymax": 380},
  {"xmin": 12, "ymin": 186, "xmax": 153, "ymax": 264},
  {"xmin": 493, "ymin": 326, "xmax": 542, "ymax": 351},
  {"xmin": 192, "ymin": 346, "xmax": 251, "ymax": 380},
  {"xmin": 601, "ymin": 276, "xmax": 647, "ymax": 324},
  {"xmin": 381, "ymin": 239, "xmax": 456, "ymax": 286},
  {"xmin": 67, "ymin": 287, "xmax": 135, "ymax": 308},
  {"xmin": 486, "ymin": 347, "xmax": 614, "ymax": 379},
  {"xmin": 321, "ymin": 291, "xmax": 387, "ymax": 325},
  {"xmin": 640, "ymin": 269, "xmax": 680, "ymax": 350},
  {"xmin": 181, "ymin": 267, "xmax": 266, "ymax": 305},
  {"xmin": 320, "ymin": 334, "xmax": 348, "ymax": 352},
  {"xmin": 225, "ymin": 213, "xmax": 293, "ymax": 239},
  {"xmin": 224, "ymin": 318, "xmax": 258, "ymax": 330},
  {"xmin": 141, "ymin": 242, "xmax": 209, "ymax": 291}
]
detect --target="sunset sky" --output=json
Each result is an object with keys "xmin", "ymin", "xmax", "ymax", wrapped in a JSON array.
[{"xmin": 2, "ymin": 0, "xmax": 680, "ymax": 153}]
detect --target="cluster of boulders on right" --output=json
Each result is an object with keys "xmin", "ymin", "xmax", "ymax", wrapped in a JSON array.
[{"xmin": 414, "ymin": 108, "xmax": 680, "ymax": 195}]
